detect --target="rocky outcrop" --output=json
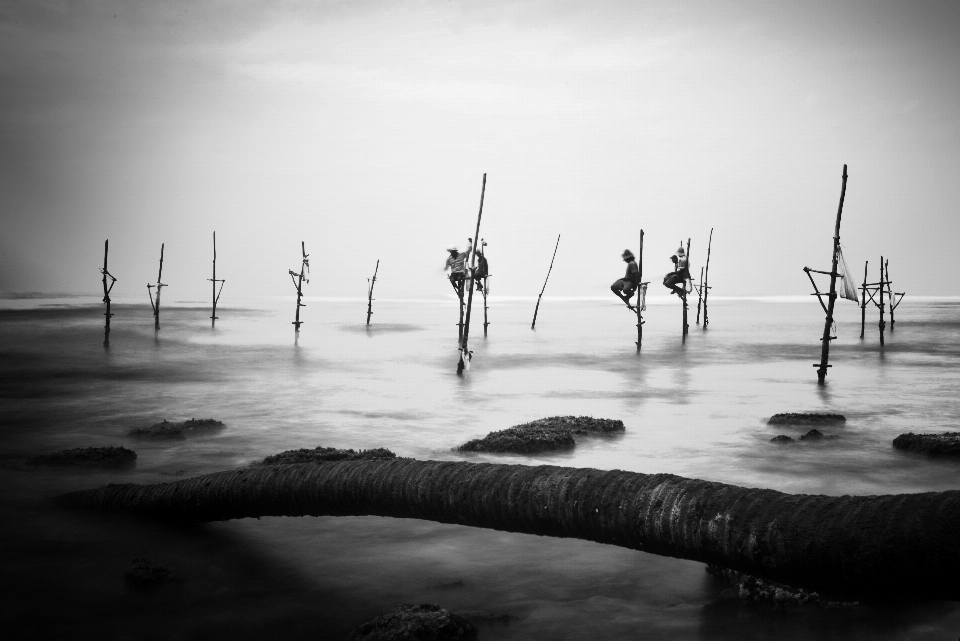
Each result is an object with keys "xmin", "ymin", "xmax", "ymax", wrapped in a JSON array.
[
  {"xmin": 125, "ymin": 558, "xmax": 182, "ymax": 588},
  {"xmin": 770, "ymin": 435, "xmax": 794, "ymax": 443},
  {"xmin": 30, "ymin": 446, "xmax": 136, "ymax": 468},
  {"xmin": 767, "ymin": 413, "xmax": 846, "ymax": 426},
  {"xmin": 707, "ymin": 565, "xmax": 860, "ymax": 609},
  {"xmin": 129, "ymin": 418, "xmax": 225, "ymax": 440},
  {"xmin": 349, "ymin": 603, "xmax": 477, "ymax": 640},
  {"xmin": 457, "ymin": 416, "xmax": 624, "ymax": 454},
  {"xmin": 893, "ymin": 432, "xmax": 960, "ymax": 457},
  {"xmin": 258, "ymin": 447, "xmax": 397, "ymax": 465}
]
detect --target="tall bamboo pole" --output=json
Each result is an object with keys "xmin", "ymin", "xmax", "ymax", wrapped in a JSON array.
[
  {"xmin": 702, "ymin": 228, "xmax": 713, "ymax": 329},
  {"xmin": 458, "ymin": 174, "xmax": 486, "ymax": 374},
  {"xmin": 209, "ymin": 232, "xmax": 225, "ymax": 327},
  {"xmin": 860, "ymin": 261, "xmax": 868, "ymax": 339},
  {"xmin": 636, "ymin": 230, "xmax": 644, "ymax": 351},
  {"xmin": 681, "ymin": 238, "xmax": 691, "ymax": 341},
  {"xmin": 531, "ymin": 234, "xmax": 560, "ymax": 330},
  {"xmin": 885, "ymin": 259, "xmax": 895, "ymax": 330},
  {"xmin": 816, "ymin": 165, "xmax": 848, "ymax": 385},
  {"xmin": 100, "ymin": 240, "xmax": 116, "ymax": 347},
  {"xmin": 147, "ymin": 243, "xmax": 165, "ymax": 331},
  {"xmin": 366, "ymin": 260, "xmax": 379, "ymax": 326},
  {"xmin": 878, "ymin": 256, "xmax": 886, "ymax": 346},
  {"xmin": 696, "ymin": 267, "xmax": 704, "ymax": 325},
  {"xmin": 289, "ymin": 242, "xmax": 308, "ymax": 333}
]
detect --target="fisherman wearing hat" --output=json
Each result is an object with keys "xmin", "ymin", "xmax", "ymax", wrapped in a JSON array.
[
  {"xmin": 444, "ymin": 240, "xmax": 473, "ymax": 296},
  {"xmin": 610, "ymin": 249, "xmax": 640, "ymax": 307},
  {"xmin": 663, "ymin": 245, "xmax": 689, "ymax": 296}
]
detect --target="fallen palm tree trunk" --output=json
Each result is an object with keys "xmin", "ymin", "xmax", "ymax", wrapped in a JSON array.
[{"xmin": 58, "ymin": 459, "xmax": 960, "ymax": 600}]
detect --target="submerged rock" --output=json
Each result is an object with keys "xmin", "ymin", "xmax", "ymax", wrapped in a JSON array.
[
  {"xmin": 800, "ymin": 429, "xmax": 840, "ymax": 441},
  {"xmin": 457, "ymin": 416, "xmax": 624, "ymax": 454},
  {"xmin": 30, "ymin": 446, "xmax": 136, "ymax": 468},
  {"xmin": 770, "ymin": 435, "xmax": 794, "ymax": 443},
  {"xmin": 706, "ymin": 565, "xmax": 860, "ymax": 609},
  {"xmin": 258, "ymin": 446, "xmax": 396, "ymax": 466},
  {"xmin": 350, "ymin": 603, "xmax": 477, "ymax": 640},
  {"xmin": 129, "ymin": 418, "xmax": 225, "ymax": 440},
  {"xmin": 125, "ymin": 558, "xmax": 181, "ymax": 588},
  {"xmin": 768, "ymin": 413, "xmax": 846, "ymax": 426},
  {"xmin": 893, "ymin": 432, "xmax": 960, "ymax": 457}
]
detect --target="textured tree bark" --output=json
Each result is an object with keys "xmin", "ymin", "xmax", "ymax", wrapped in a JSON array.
[{"xmin": 58, "ymin": 459, "xmax": 960, "ymax": 600}]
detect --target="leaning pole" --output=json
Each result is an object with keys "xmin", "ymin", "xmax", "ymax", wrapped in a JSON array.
[{"xmin": 59, "ymin": 458, "xmax": 960, "ymax": 601}]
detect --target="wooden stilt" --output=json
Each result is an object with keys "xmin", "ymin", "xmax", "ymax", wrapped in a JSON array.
[
  {"xmin": 458, "ymin": 174, "xmax": 486, "ymax": 374},
  {"xmin": 702, "ymin": 228, "xmax": 713, "ymax": 329},
  {"xmin": 481, "ymin": 239, "xmax": 490, "ymax": 337},
  {"xmin": 878, "ymin": 256, "xmax": 885, "ymax": 346},
  {"xmin": 209, "ymin": 232, "xmax": 225, "ymax": 328},
  {"xmin": 814, "ymin": 165, "xmax": 848, "ymax": 385},
  {"xmin": 695, "ymin": 266, "xmax": 704, "ymax": 325},
  {"xmin": 100, "ymin": 240, "xmax": 116, "ymax": 347},
  {"xmin": 366, "ymin": 260, "xmax": 379, "ymax": 326},
  {"xmin": 860, "ymin": 261, "xmax": 868, "ymax": 339},
  {"xmin": 531, "ymin": 234, "xmax": 560, "ymax": 330},
  {"xmin": 885, "ymin": 259, "xmax": 896, "ymax": 330},
  {"xmin": 147, "ymin": 243, "xmax": 166, "ymax": 331},
  {"xmin": 289, "ymin": 242, "xmax": 309, "ymax": 333},
  {"xmin": 636, "ymin": 230, "xmax": 645, "ymax": 351},
  {"xmin": 681, "ymin": 238, "xmax": 691, "ymax": 341}
]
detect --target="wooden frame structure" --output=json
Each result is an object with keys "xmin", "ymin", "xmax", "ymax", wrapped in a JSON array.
[
  {"xmin": 209, "ymin": 232, "xmax": 225, "ymax": 327},
  {"xmin": 146, "ymin": 243, "xmax": 166, "ymax": 331},
  {"xmin": 803, "ymin": 165, "xmax": 848, "ymax": 385},
  {"xmin": 859, "ymin": 257, "xmax": 903, "ymax": 345},
  {"xmin": 366, "ymin": 260, "xmax": 379, "ymax": 326},
  {"xmin": 288, "ymin": 242, "xmax": 309, "ymax": 333},
  {"xmin": 100, "ymin": 239, "xmax": 116, "ymax": 347}
]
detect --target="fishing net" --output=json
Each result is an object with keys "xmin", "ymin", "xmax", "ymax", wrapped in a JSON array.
[
  {"xmin": 836, "ymin": 247, "xmax": 858, "ymax": 304},
  {"xmin": 638, "ymin": 283, "xmax": 648, "ymax": 312}
]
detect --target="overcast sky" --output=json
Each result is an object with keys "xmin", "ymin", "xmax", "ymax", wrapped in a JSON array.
[{"xmin": 2, "ymin": 0, "xmax": 958, "ymax": 302}]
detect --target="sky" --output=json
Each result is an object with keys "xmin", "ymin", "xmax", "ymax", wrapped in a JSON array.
[{"xmin": 2, "ymin": 0, "xmax": 959, "ymax": 302}]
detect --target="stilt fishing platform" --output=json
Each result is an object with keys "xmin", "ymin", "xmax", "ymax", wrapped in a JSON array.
[
  {"xmin": 457, "ymin": 174, "xmax": 486, "ymax": 375},
  {"xmin": 209, "ymin": 232, "xmax": 225, "ymax": 328},
  {"xmin": 100, "ymin": 239, "xmax": 116, "ymax": 347},
  {"xmin": 366, "ymin": 260, "xmax": 379, "ymax": 326},
  {"xmin": 146, "ymin": 243, "xmax": 166, "ymax": 331},
  {"xmin": 288, "ymin": 242, "xmax": 309, "ymax": 333},
  {"xmin": 859, "ymin": 257, "xmax": 904, "ymax": 344}
]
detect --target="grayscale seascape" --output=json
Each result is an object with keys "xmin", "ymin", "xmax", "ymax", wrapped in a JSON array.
[{"xmin": 3, "ymin": 296, "xmax": 959, "ymax": 639}]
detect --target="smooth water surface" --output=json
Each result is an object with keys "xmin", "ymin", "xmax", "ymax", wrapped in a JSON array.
[{"xmin": 2, "ymin": 296, "xmax": 959, "ymax": 639}]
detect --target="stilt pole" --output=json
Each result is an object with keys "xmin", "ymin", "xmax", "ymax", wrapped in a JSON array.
[
  {"xmin": 681, "ymin": 238, "xmax": 691, "ymax": 341},
  {"xmin": 366, "ymin": 260, "xmax": 380, "ymax": 326},
  {"xmin": 209, "ymin": 232, "xmax": 225, "ymax": 327},
  {"xmin": 696, "ymin": 267, "xmax": 704, "ymax": 325},
  {"xmin": 636, "ymin": 230, "xmax": 644, "ymax": 351},
  {"xmin": 816, "ymin": 165, "xmax": 848, "ymax": 385},
  {"xmin": 860, "ymin": 261, "xmax": 868, "ymax": 339},
  {"xmin": 531, "ymin": 234, "xmax": 560, "ymax": 330},
  {"xmin": 458, "ymin": 174, "xmax": 486, "ymax": 374},
  {"xmin": 289, "ymin": 242, "xmax": 309, "ymax": 332},
  {"xmin": 481, "ymin": 240, "xmax": 489, "ymax": 337},
  {"xmin": 147, "ymin": 243, "xmax": 166, "ymax": 331},
  {"xmin": 878, "ymin": 256, "xmax": 885, "ymax": 346},
  {"xmin": 100, "ymin": 239, "xmax": 116, "ymax": 347},
  {"xmin": 885, "ymin": 259, "xmax": 895, "ymax": 330},
  {"xmin": 702, "ymin": 228, "xmax": 713, "ymax": 329}
]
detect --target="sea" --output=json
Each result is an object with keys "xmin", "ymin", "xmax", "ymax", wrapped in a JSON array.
[{"xmin": 2, "ymin": 293, "xmax": 959, "ymax": 640}]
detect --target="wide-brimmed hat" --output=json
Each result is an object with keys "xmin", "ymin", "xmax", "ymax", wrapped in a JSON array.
[
  {"xmin": 447, "ymin": 247, "xmax": 459, "ymax": 253},
  {"xmin": 676, "ymin": 247, "xmax": 685, "ymax": 255},
  {"xmin": 622, "ymin": 249, "xmax": 634, "ymax": 259}
]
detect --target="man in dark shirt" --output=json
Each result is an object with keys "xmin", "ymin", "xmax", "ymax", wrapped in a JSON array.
[{"xmin": 611, "ymin": 249, "xmax": 640, "ymax": 307}]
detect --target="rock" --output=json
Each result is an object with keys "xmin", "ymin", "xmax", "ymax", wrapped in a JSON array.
[
  {"xmin": 350, "ymin": 603, "xmax": 478, "ymax": 640},
  {"xmin": 129, "ymin": 418, "xmax": 225, "ymax": 440},
  {"xmin": 893, "ymin": 432, "xmax": 960, "ymax": 457},
  {"xmin": 770, "ymin": 435, "xmax": 794, "ymax": 443},
  {"xmin": 800, "ymin": 429, "xmax": 840, "ymax": 441},
  {"xmin": 258, "ymin": 446, "xmax": 396, "ymax": 466},
  {"xmin": 767, "ymin": 413, "xmax": 846, "ymax": 426},
  {"xmin": 30, "ymin": 446, "xmax": 136, "ymax": 468},
  {"xmin": 125, "ymin": 558, "xmax": 181, "ymax": 588},
  {"xmin": 705, "ymin": 564, "xmax": 860, "ymax": 609},
  {"xmin": 456, "ymin": 416, "xmax": 624, "ymax": 454}
]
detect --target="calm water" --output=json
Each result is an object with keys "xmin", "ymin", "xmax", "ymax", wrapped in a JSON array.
[{"xmin": 2, "ymin": 295, "xmax": 960, "ymax": 639}]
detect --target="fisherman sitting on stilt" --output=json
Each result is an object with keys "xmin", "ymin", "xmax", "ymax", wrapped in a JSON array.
[
  {"xmin": 611, "ymin": 249, "xmax": 640, "ymax": 308},
  {"xmin": 445, "ymin": 245, "xmax": 469, "ymax": 296},
  {"xmin": 663, "ymin": 246, "xmax": 689, "ymax": 297}
]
